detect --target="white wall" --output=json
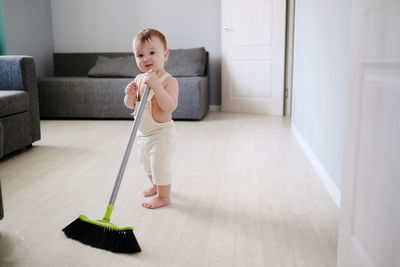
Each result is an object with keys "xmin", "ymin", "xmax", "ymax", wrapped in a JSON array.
[
  {"xmin": 291, "ymin": 0, "xmax": 352, "ymax": 206},
  {"xmin": 51, "ymin": 0, "xmax": 221, "ymax": 106},
  {"xmin": 3, "ymin": 0, "xmax": 54, "ymax": 77}
]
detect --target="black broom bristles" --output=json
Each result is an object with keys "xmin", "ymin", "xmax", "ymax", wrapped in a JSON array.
[{"xmin": 62, "ymin": 217, "xmax": 141, "ymax": 253}]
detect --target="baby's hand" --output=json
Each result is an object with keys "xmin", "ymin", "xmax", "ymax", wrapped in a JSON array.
[
  {"xmin": 143, "ymin": 70, "xmax": 160, "ymax": 89},
  {"xmin": 125, "ymin": 81, "xmax": 138, "ymax": 96}
]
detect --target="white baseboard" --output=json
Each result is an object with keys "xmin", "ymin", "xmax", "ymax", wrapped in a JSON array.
[
  {"xmin": 209, "ymin": 105, "xmax": 221, "ymax": 112},
  {"xmin": 291, "ymin": 124, "xmax": 341, "ymax": 208}
]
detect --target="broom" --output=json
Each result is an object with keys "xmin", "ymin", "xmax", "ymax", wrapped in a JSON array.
[{"xmin": 62, "ymin": 83, "xmax": 152, "ymax": 253}]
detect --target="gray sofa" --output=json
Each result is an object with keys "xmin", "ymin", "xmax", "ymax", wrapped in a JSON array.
[
  {"xmin": 38, "ymin": 47, "xmax": 209, "ymax": 120},
  {"xmin": 0, "ymin": 56, "xmax": 41, "ymax": 159}
]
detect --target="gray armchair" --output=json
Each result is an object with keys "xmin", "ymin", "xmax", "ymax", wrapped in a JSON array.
[{"xmin": 0, "ymin": 56, "xmax": 41, "ymax": 158}]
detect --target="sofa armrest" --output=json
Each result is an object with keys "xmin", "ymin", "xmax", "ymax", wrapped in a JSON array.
[
  {"xmin": 0, "ymin": 123, "xmax": 3, "ymax": 158},
  {"xmin": 0, "ymin": 180, "xmax": 3, "ymax": 220},
  {"xmin": 20, "ymin": 57, "xmax": 41, "ymax": 142},
  {"xmin": 0, "ymin": 56, "xmax": 41, "ymax": 142},
  {"xmin": 173, "ymin": 76, "xmax": 209, "ymax": 120}
]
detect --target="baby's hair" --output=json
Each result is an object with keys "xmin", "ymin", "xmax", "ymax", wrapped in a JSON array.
[{"xmin": 133, "ymin": 28, "xmax": 168, "ymax": 50}]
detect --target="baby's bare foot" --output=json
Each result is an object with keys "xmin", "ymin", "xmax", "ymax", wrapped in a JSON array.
[
  {"xmin": 143, "ymin": 185, "xmax": 157, "ymax": 197},
  {"xmin": 142, "ymin": 196, "xmax": 170, "ymax": 209}
]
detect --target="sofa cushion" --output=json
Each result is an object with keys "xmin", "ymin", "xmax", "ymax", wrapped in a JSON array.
[
  {"xmin": 166, "ymin": 47, "xmax": 207, "ymax": 77},
  {"xmin": 88, "ymin": 56, "xmax": 141, "ymax": 78},
  {"xmin": 0, "ymin": 91, "xmax": 30, "ymax": 117}
]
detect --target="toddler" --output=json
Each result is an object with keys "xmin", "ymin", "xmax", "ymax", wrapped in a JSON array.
[{"xmin": 124, "ymin": 28, "xmax": 178, "ymax": 209}]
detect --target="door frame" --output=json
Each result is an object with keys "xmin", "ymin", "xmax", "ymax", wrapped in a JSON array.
[{"xmin": 284, "ymin": 0, "xmax": 296, "ymax": 118}]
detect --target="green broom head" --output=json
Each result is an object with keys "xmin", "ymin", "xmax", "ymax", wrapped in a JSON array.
[{"xmin": 62, "ymin": 205, "xmax": 141, "ymax": 253}]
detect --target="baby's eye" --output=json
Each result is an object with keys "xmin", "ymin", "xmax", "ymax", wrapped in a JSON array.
[
  {"xmin": 137, "ymin": 54, "xmax": 143, "ymax": 58},
  {"xmin": 150, "ymin": 51, "xmax": 156, "ymax": 55}
]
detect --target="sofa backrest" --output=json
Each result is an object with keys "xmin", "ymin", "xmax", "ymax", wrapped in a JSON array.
[
  {"xmin": 0, "ymin": 56, "xmax": 25, "ymax": 91},
  {"xmin": 54, "ymin": 53, "xmax": 132, "ymax": 77},
  {"xmin": 166, "ymin": 47, "xmax": 208, "ymax": 77},
  {"xmin": 53, "ymin": 47, "xmax": 208, "ymax": 77}
]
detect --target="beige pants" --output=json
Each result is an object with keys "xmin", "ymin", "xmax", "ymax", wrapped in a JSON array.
[{"xmin": 137, "ymin": 126, "xmax": 177, "ymax": 186}]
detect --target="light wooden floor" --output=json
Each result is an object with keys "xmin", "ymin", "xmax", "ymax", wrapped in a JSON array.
[{"xmin": 0, "ymin": 112, "xmax": 339, "ymax": 267}]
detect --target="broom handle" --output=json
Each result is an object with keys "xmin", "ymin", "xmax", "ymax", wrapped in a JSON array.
[{"xmin": 108, "ymin": 85, "xmax": 150, "ymax": 206}]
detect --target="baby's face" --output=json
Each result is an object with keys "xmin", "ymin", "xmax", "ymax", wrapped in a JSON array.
[{"xmin": 134, "ymin": 37, "xmax": 168, "ymax": 73}]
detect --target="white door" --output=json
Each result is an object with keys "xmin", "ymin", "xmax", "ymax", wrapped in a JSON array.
[
  {"xmin": 221, "ymin": 0, "xmax": 286, "ymax": 115},
  {"xmin": 337, "ymin": 0, "xmax": 400, "ymax": 266}
]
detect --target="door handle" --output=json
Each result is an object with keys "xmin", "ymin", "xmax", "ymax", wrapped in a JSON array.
[{"xmin": 222, "ymin": 26, "xmax": 234, "ymax": 31}]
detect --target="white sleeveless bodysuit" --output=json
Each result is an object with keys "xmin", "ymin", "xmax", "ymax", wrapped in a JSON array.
[{"xmin": 133, "ymin": 73, "xmax": 177, "ymax": 186}]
